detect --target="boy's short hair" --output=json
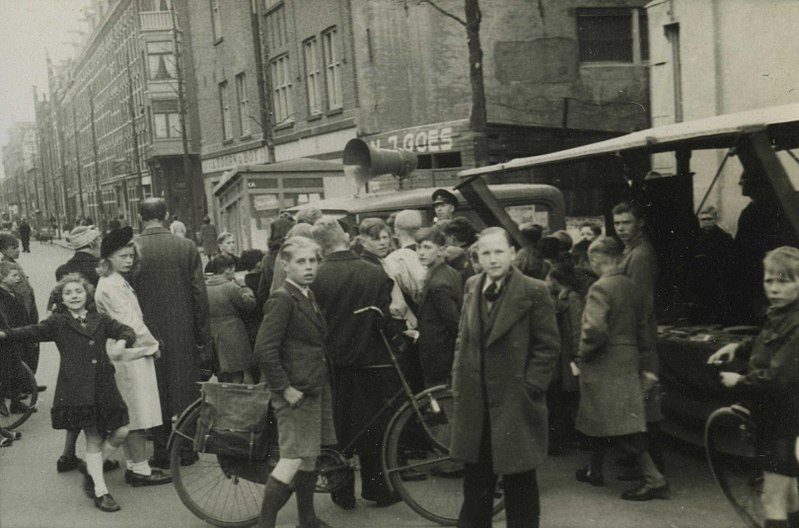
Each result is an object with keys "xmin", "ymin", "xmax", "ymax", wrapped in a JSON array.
[
  {"xmin": 444, "ymin": 217, "xmax": 479, "ymax": 246},
  {"xmin": 0, "ymin": 232, "xmax": 18, "ymax": 252},
  {"xmin": 394, "ymin": 210, "xmax": 423, "ymax": 233},
  {"xmin": 579, "ymin": 222, "xmax": 602, "ymax": 236},
  {"xmin": 240, "ymin": 249, "xmax": 264, "ymax": 272},
  {"xmin": 359, "ymin": 217, "xmax": 390, "ymax": 239},
  {"xmin": 279, "ymin": 236, "xmax": 322, "ymax": 263},
  {"xmin": 312, "ymin": 217, "xmax": 348, "ymax": 254},
  {"xmin": 588, "ymin": 237, "xmax": 622, "ymax": 258},
  {"xmin": 612, "ymin": 201, "xmax": 645, "ymax": 220},
  {"xmin": 763, "ymin": 246, "xmax": 799, "ymax": 281},
  {"xmin": 216, "ymin": 231, "xmax": 233, "ymax": 245},
  {"xmin": 296, "ymin": 207, "xmax": 323, "ymax": 226},
  {"xmin": 415, "ymin": 226, "xmax": 446, "ymax": 247},
  {"xmin": 208, "ymin": 253, "xmax": 236, "ymax": 275}
]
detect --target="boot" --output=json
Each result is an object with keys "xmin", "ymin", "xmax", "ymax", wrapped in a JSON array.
[
  {"xmin": 765, "ymin": 521, "xmax": 789, "ymax": 528},
  {"xmin": 295, "ymin": 470, "xmax": 333, "ymax": 528},
  {"xmin": 258, "ymin": 475, "xmax": 294, "ymax": 528}
]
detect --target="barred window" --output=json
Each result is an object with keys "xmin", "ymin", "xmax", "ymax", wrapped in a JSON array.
[{"xmin": 576, "ymin": 8, "xmax": 647, "ymax": 63}]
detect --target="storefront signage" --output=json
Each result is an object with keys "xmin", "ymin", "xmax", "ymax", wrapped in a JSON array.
[
  {"xmin": 368, "ymin": 126, "xmax": 456, "ymax": 153},
  {"xmin": 202, "ymin": 146, "xmax": 269, "ymax": 174}
]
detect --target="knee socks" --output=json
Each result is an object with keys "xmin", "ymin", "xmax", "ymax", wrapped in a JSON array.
[
  {"xmin": 85, "ymin": 452, "xmax": 108, "ymax": 497},
  {"xmin": 101, "ymin": 439, "xmax": 119, "ymax": 461}
]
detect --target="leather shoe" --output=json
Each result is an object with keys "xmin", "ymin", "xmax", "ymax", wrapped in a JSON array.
[
  {"xmin": 37, "ymin": 385, "xmax": 47, "ymax": 392},
  {"xmin": 621, "ymin": 481, "xmax": 670, "ymax": 501},
  {"xmin": 331, "ymin": 491, "xmax": 356, "ymax": 510},
  {"xmin": 94, "ymin": 493, "xmax": 121, "ymax": 512},
  {"xmin": 575, "ymin": 466, "xmax": 604, "ymax": 487},
  {"xmin": 373, "ymin": 493, "xmax": 402, "ymax": 507},
  {"xmin": 125, "ymin": 469, "xmax": 172, "ymax": 487},
  {"xmin": 57, "ymin": 454, "xmax": 84, "ymax": 473}
]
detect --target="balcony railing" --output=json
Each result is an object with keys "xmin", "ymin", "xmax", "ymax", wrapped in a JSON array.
[{"xmin": 140, "ymin": 11, "xmax": 176, "ymax": 31}]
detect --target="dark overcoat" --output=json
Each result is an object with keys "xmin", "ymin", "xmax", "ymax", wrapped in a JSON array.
[
  {"xmin": 206, "ymin": 275, "xmax": 256, "ymax": 373},
  {"xmin": 575, "ymin": 269, "xmax": 650, "ymax": 437},
  {"xmin": 131, "ymin": 226, "xmax": 211, "ymax": 420},
  {"xmin": 450, "ymin": 267, "xmax": 560, "ymax": 474},
  {"xmin": 256, "ymin": 281, "xmax": 327, "ymax": 395},
  {"xmin": 8, "ymin": 311, "xmax": 135, "ymax": 429},
  {"xmin": 417, "ymin": 260, "xmax": 462, "ymax": 385},
  {"xmin": 619, "ymin": 233, "xmax": 662, "ymax": 422},
  {"xmin": 0, "ymin": 288, "xmax": 29, "ymax": 393}
]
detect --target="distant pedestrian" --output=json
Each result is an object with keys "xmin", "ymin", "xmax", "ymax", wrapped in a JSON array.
[
  {"xmin": 108, "ymin": 216, "xmax": 121, "ymax": 231},
  {"xmin": 240, "ymin": 248, "xmax": 265, "ymax": 349},
  {"xmin": 18, "ymin": 218, "xmax": 30, "ymax": 253},
  {"xmin": 199, "ymin": 216, "xmax": 218, "ymax": 259},
  {"xmin": 578, "ymin": 222, "xmax": 602, "ymax": 243},
  {"xmin": 431, "ymin": 188, "xmax": 457, "ymax": 222},
  {"xmin": 450, "ymin": 227, "xmax": 560, "ymax": 528},
  {"xmin": 689, "ymin": 205, "xmax": 735, "ymax": 323},
  {"xmin": 206, "ymin": 253, "xmax": 256, "ymax": 384},
  {"xmin": 414, "ymin": 226, "xmax": 462, "ymax": 387},
  {"xmin": 257, "ymin": 217, "xmax": 294, "ymax": 305},
  {"xmin": 204, "ymin": 231, "xmax": 241, "ymax": 274},
  {"xmin": 130, "ymin": 198, "xmax": 211, "ymax": 468},
  {"xmin": 0, "ymin": 273, "xmax": 137, "ymax": 512},
  {"xmin": 574, "ymin": 237, "xmax": 668, "ymax": 501},
  {"xmin": 169, "ymin": 215, "xmax": 187, "ymax": 237},
  {"xmin": 95, "ymin": 227, "xmax": 171, "ymax": 488}
]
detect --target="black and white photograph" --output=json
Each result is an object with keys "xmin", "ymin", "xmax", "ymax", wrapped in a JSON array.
[{"xmin": 1, "ymin": 1, "xmax": 798, "ymax": 527}]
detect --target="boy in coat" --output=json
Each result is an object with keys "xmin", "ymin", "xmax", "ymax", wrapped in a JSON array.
[
  {"xmin": 415, "ymin": 226, "xmax": 462, "ymax": 388},
  {"xmin": 450, "ymin": 227, "xmax": 560, "ymax": 528},
  {"xmin": 574, "ymin": 237, "xmax": 668, "ymax": 501}
]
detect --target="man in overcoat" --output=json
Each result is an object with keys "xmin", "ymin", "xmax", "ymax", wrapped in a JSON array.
[
  {"xmin": 613, "ymin": 201, "xmax": 664, "ymax": 472},
  {"xmin": 131, "ymin": 198, "xmax": 211, "ymax": 466},
  {"xmin": 450, "ymin": 227, "xmax": 560, "ymax": 528},
  {"xmin": 310, "ymin": 217, "xmax": 398, "ymax": 508}
]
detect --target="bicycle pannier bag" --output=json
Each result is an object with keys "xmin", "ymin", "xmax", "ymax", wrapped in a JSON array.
[{"xmin": 194, "ymin": 382, "xmax": 271, "ymax": 462}]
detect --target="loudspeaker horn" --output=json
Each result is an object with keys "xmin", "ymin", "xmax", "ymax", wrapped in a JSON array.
[{"xmin": 343, "ymin": 138, "xmax": 418, "ymax": 188}]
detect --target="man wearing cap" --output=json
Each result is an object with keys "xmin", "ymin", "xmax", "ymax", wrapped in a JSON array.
[
  {"xmin": 54, "ymin": 224, "xmax": 122, "ymax": 474},
  {"xmin": 432, "ymin": 188, "xmax": 457, "ymax": 222}
]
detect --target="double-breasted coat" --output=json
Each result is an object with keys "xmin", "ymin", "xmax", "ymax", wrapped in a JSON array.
[
  {"xmin": 417, "ymin": 260, "xmax": 463, "ymax": 386},
  {"xmin": 450, "ymin": 267, "xmax": 560, "ymax": 475},
  {"xmin": 95, "ymin": 272, "xmax": 162, "ymax": 430},
  {"xmin": 131, "ymin": 226, "xmax": 211, "ymax": 421},
  {"xmin": 575, "ymin": 269, "xmax": 651, "ymax": 437},
  {"xmin": 8, "ymin": 311, "xmax": 136, "ymax": 431},
  {"xmin": 206, "ymin": 275, "xmax": 256, "ymax": 373}
]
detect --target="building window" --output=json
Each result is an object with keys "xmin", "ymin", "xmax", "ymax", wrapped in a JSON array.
[
  {"xmin": 576, "ymin": 8, "xmax": 647, "ymax": 63},
  {"xmin": 154, "ymin": 112, "xmax": 181, "ymax": 138},
  {"xmin": 210, "ymin": 0, "xmax": 222, "ymax": 41},
  {"xmin": 141, "ymin": 0, "xmax": 171, "ymax": 10},
  {"xmin": 219, "ymin": 81, "xmax": 233, "ymax": 140},
  {"xmin": 322, "ymin": 28, "xmax": 342, "ymax": 109},
  {"xmin": 270, "ymin": 55, "xmax": 294, "ymax": 123},
  {"xmin": 146, "ymin": 41, "xmax": 175, "ymax": 80},
  {"xmin": 303, "ymin": 38, "xmax": 323, "ymax": 115},
  {"xmin": 235, "ymin": 73, "xmax": 250, "ymax": 136},
  {"xmin": 265, "ymin": 4, "xmax": 287, "ymax": 50}
]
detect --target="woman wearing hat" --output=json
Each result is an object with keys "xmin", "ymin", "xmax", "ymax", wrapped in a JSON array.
[{"xmin": 94, "ymin": 228, "xmax": 171, "ymax": 487}]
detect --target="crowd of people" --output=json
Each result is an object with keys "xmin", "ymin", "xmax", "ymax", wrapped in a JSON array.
[{"xmin": 0, "ymin": 183, "xmax": 797, "ymax": 528}]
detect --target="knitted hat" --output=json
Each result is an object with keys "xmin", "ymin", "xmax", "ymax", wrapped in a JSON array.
[
  {"xmin": 101, "ymin": 227, "xmax": 134, "ymax": 259},
  {"xmin": 67, "ymin": 226, "xmax": 101, "ymax": 251}
]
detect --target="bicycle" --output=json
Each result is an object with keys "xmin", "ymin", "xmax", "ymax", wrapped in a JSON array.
[
  {"xmin": 704, "ymin": 403, "xmax": 764, "ymax": 528},
  {"xmin": 169, "ymin": 306, "xmax": 504, "ymax": 527},
  {"xmin": 0, "ymin": 360, "xmax": 38, "ymax": 432}
]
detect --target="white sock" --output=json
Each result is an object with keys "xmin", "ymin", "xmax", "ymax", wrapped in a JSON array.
[
  {"xmin": 85, "ymin": 452, "xmax": 109, "ymax": 497},
  {"xmin": 130, "ymin": 460, "xmax": 152, "ymax": 476},
  {"xmin": 126, "ymin": 459, "xmax": 134, "ymax": 471}
]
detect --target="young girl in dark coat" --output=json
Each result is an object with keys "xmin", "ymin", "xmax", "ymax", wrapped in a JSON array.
[
  {"xmin": 0, "ymin": 273, "xmax": 137, "ymax": 513},
  {"xmin": 709, "ymin": 246, "xmax": 799, "ymax": 528}
]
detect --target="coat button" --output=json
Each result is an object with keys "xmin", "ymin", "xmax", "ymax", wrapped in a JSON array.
[
  {"xmin": 88, "ymin": 340, "xmax": 95, "ymax": 346},
  {"xmin": 90, "ymin": 359, "xmax": 97, "ymax": 364}
]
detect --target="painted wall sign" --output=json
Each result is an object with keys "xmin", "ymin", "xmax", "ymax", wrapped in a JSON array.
[
  {"xmin": 201, "ymin": 146, "xmax": 269, "ymax": 174},
  {"xmin": 368, "ymin": 126, "xmax": 456, "ymax": 153}
]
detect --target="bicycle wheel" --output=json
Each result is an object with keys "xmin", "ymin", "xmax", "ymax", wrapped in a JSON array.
[
  {"xmin": 383, "ymin": 386, "xmax": 504, "ymax": 526},
  {"xmin": 170, "ymin": 404, "xmax": 264, "ymax": 528},
  {"xmin": 704, "ymin": 405, "xmax": 764, "ymax": 528},
  {"xmin": 0, "ymin": 361, "xmax": 38, "ymax": 431}
]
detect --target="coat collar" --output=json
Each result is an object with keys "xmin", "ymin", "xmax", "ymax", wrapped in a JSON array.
[
  {"xmin": 479, "ymin": 267, "xmax": 534, "ymax": 348},
  {"xmin": 139, "ymin": 226, "xmax": 170, "ymax": 236},
  {"xmin": 323, "ymin": 250, "xmax": 359, "ymax": 262},
  {"xmin": 284, "ymin": 281, "xmax": 325, "ymax": 331},
  {"xmin": 64, "ymin": 311, "xmax": 103, "ymax": 338}
]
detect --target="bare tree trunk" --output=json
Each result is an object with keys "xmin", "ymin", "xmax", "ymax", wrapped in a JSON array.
[{"xmin": 465, "ymin": 0, "xmax": 488, "ymax": 167}]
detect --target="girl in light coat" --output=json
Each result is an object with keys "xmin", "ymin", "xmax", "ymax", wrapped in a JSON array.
[{"xmin": 94, "ymin": 227, "xmax": 170, "ymax": 487}]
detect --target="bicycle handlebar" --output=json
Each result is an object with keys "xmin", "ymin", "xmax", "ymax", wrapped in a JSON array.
[{"xmin": 353, "ymin": 306, "xmax": 385, "ymax": 317}]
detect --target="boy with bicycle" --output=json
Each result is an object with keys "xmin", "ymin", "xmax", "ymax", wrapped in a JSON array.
[{"xmin": 709, "ymin": 246, "xmax": 799, "ymax": 528}]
